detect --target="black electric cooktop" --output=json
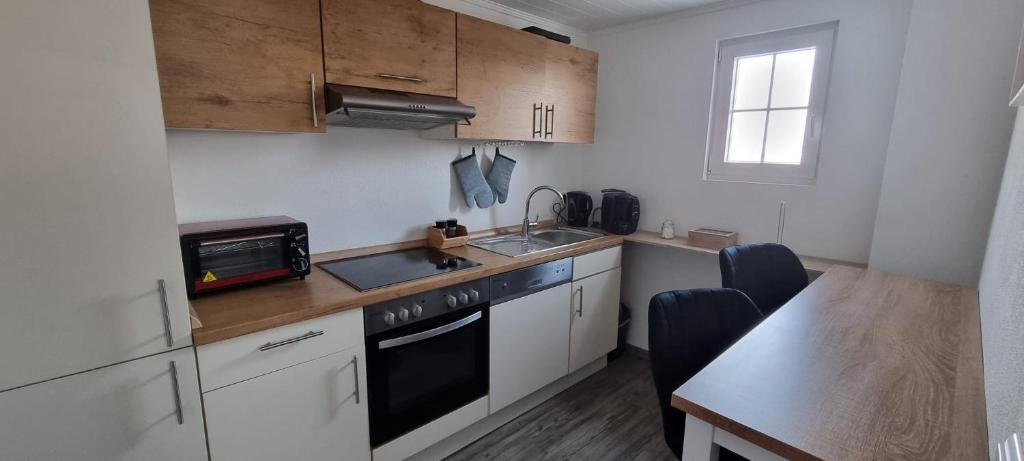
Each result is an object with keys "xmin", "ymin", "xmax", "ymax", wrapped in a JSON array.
[{"xmin": 317, "ymin": 247, "xmax": 482, "ymax": 291}]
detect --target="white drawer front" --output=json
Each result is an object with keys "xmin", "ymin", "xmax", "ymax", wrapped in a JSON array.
[
  {"xmin": 197, "ymin": 308, "xmax": 364, "ymax": 392},
  {"xmin": 573, "ymin": 245, "xmax": 622, "ymax": 281}
]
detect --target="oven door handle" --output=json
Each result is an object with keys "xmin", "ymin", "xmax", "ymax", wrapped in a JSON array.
[{"xmin": 378, "ymin": 311, "xmax": 482, "ymax": 350}]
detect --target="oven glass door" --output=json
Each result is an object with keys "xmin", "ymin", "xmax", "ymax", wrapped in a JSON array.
[
  {"xmin": 366, "ymin": 305, "xmax": 488, "ymax": 447},
  {"xmin": 193, "ymin": 233, "xmax": 288, "ymax": 287}
]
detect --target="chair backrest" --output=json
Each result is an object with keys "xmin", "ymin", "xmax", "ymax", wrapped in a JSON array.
[
  {"xmin": 648, "ymin": 288, "xmax": 763, "ymax": 459},
  {"xmin": 719, "ymin": 243, "xmax": 808, "ymax": 316}
]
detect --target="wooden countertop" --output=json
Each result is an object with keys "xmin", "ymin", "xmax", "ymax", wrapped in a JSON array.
[
  {"xmin": 622, "ymin": 230, "xmax": 866, "ymax": 273},
  {"xmin": 189, "ymin": 226, "xmax": 624, "ymax": 345},
  {"xmin": 671, "ymin": 266, "xmax": 986, "ymax": 460}
]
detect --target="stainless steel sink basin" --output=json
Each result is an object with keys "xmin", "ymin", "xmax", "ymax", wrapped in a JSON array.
[{"xmin": 469, "ymin": 227, "xmax": 605, "ymax": 258}]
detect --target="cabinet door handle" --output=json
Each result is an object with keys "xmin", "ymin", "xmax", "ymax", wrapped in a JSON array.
[
  {"xmin": 378, "ymin": 73, "xmax": 424, "ymax": 83},
  {"xmin": 257, "ymin": 330, "xmax": 324, "ymax": 351},
  {"xmin": 545, "ymin": 104, "xmax": 555, "ymax": 139},
  {"xmin": 532, "ymin": 103, "xmax": 543, "ymax": 139},
  {"xmin": 310, "ymin": 73, "xmax": 319, "ymax": 128},
  {"xmin": 169, "ymin": 361, "xmax": 183, "ymax": 425},
  {"xmin": 575, "ymin": 286, "xmax": 584, "ymax": 317},
  {"xmin": 158, "ymin": 279, "xmax": 173, "ymax": 348},
  {"xmin": 350, "ymin": 355, "xmax": 361, "ymax": 404}
]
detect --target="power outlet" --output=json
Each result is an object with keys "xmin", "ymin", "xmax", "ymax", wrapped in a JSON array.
[{"xmin": 998, "ymin": 433, "xmax": 1022, "ymax": 461}]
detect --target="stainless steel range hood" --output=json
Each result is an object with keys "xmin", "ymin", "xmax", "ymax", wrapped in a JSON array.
[{"xmin": 325, "ymin": 84, "xmax": 476, "ymax": 130}]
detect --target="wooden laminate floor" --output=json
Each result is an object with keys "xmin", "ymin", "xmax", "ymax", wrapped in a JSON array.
[{"xmin": 447, "ymin": 349, "xmax": 676, "ymax": 461}]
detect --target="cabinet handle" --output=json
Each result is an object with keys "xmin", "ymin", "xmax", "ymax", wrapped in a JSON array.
[
  {"xmin": 545, "ymin": 104, "xmax": 555, "ymax": 139},
  {"xmin": 575, "ymin": 286, "xmax": 584, "ymax": 317},
  {"xmin": 158, "ymin": 279, "xmax": 173, "ymax": 348},
  {"xmin": 532, "ymin": 103, "xmax": 543, "ymax": 139},
  {"xmin": 378, "ymin": 73, "xmax": 424, "ymax": 83},
  {"xmin": 310, "ymin": 73, "xmax": 319, "ymax": 128},
  {"xmin": 169, "ymin": 361, "xmax": 183, "ymax": 425},
  {"xmin": 350, "ymin": 355, "xmax": 361, "ymax": 404},
  {"xmin": 257, "ymin": 330, "xmax": 324, "ymax": 351}
]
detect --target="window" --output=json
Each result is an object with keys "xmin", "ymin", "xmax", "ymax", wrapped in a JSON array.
[{"xmin": 705, "ymin": 22, "xmax": 837, "ymax": 185}]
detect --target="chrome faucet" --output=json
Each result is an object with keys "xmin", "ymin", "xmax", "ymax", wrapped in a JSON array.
[{"xmin": 522, "ymin": 185, "xmax": 566, "ymax": 239}]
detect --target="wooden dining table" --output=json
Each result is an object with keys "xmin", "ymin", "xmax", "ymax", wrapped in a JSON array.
[{"xmin": 672, "ymin": 266, "xmax": 987, "ymax": 461}]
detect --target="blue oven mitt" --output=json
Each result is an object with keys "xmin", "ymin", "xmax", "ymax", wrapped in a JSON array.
[
  {"xmin": 485, "ymin": 147, "xmax": 516, "ymax": 204},
  {"xmin": 452, "ymin": 149, "xmax": 495, "ymax": 208}
]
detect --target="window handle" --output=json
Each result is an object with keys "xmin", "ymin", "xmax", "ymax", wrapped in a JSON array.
[{"xmin": 810, "ymin": 113, "xmax": 822, "ymax": 139}]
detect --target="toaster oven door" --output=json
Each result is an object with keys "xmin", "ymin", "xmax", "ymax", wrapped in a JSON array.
[{"xmin": 192, "ymin": 233, "xmax": 290, "ymax": 292}]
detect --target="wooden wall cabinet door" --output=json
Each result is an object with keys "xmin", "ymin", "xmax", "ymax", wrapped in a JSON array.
[
  {"xmin": 455, "ymin": 14, "xmax": 549, "ymax": 141},
  {"xmin": 322, "ymin": 0, "xmax": 456, "ymax": 97},
  {"xmin": 149, "ymin": 0, "xmax": 326, "ymax": 132},
  {"xmin": 569, "ymin": 268, "xmax": 621, "ymax": 373},
  {"xmin": 544, "ymin": 43, "xmax": 598, "ymax": 144}
]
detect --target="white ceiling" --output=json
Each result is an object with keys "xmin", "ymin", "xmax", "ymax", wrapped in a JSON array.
[{"xmin": 486, "ymin": 0, "xmax": 732, "ymax": 31}]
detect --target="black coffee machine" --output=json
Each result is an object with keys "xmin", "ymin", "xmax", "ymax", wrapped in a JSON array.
[{"xmin": 565, "ymin": 191, "xmax": 593, "ymax": 227}]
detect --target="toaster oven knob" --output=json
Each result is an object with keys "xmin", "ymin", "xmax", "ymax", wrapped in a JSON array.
[
  {"xmin": 457, "ymin": 291, "xmax": 469, "ymax": 305},
  {"xmin": 292, "ymin": 258, "xmax": 309, "ymax": 272},
  {"xmin": 411, "ymin": 304, "xmax": 423, "ymax": 318},
  {"xmin": 467, "ymin": 289, "xmax": 480, "ymax": 303},
  {"xmin": 397, "ymin": 307, "xmax": 410, "ymax": 322},
  {"xmin": 383, "ymin": 311, "xmax": 396, "ymax": 326},
  {"xmin": 445, "ymin": 294, "xmax": 458, "ymax": 308}
]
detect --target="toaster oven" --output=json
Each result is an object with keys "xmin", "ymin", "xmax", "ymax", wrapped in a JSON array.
[{"xmin": 178, "ymin": 216, "xmax": 310, "ymax": 298}]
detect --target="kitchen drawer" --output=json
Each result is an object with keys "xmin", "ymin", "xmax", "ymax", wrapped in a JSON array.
[
  {"xmin": 573, "ymin": 246, "xmax": 622, "ymax": 281},
  {"xmin": 197, "ymin": 308, "xmax": 364, "ymax": 392}
]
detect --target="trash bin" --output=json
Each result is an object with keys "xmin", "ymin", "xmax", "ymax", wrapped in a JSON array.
[{"xmin": 608, "ymin": 303, "xmax": 632, "ymax": 361}]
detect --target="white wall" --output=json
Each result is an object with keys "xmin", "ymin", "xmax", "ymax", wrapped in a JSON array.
[
  {"xmin": 580, "ymin": 0, "xmax": 913, "ymax": 348},
  {"xmin": 979, "ymin": 109, "xmax": 1024, "ymax": 458},
  {"xmin": 583, "ymin": 0, "xmax": 912, "ymax": 263},
  {"xmin": 869, "ymin": 0, "xmax": 1024, "ymax": 286},
  {"xmin": 167, "ymin": 130, "xmax": 581, "ymax": 253},
  {"xmin": 165, "ymin": 0, "xmax": 586, "ymax": 254}
]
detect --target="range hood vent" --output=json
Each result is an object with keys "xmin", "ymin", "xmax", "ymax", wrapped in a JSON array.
[{"xmin": 325, "ymin": 84, "xmax": 476, "ymax": 130}]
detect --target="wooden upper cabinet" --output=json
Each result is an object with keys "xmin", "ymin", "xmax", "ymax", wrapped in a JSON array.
[
  {"xmin": 149, "ymin": 0, "xmax": 326, "ymax": 132},
  {"xmin": 322, "ymin": 0, "xmax": 456, "ymax": 97},
  {"xmin": 456, "ymin": 14, "xmax": 549, "ymax": 141},
  {"xmin": 545, "ymin": 43, "xmax": 598, "ymax": 144}
]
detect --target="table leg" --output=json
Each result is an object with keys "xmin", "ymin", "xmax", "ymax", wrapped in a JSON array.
[{"xmin": 682, "ymin": 414, "xmax": 719, "ymax": 461}]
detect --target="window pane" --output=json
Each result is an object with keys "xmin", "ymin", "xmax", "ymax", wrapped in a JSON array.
[
  {"xmin": 726, "ymin": 111, "xmax": 767, "ymax": 163},
  {"xmin": 770, "ymin": 49, "xmax": 816, "ymax": 108},
  {"xmin": 732, "ymin": 54, "xmax": 773, "ymax": 110},
  {"xmin": 764, "ymin": 109, "xmax": 808, "ymax": 164}
]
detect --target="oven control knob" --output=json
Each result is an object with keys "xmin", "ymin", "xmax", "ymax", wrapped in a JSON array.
[
  {"xmin": 397, "ymin": 307, "xmax": 410, "ymax": 322},
  {"xmin": 411, "ymin": 304, "xmax": 423, "ymax": 318},
  {"xmin": 467, "ymin": 289, "xmax": 480, "ymax": 303},
  {"xmin": 292, "ymin": 257, "xmax": 310, "ymax": 272},
  {"xmin": 445, "ymin": 294, "xmax": 458, "ymax": 308},
  {"xmin": 457, "ymin": 291, "xmax": 469, "ymax": 305},
  {"xmin": 383, "ymin": 311, "xmax": 396, "ymax": 326}
]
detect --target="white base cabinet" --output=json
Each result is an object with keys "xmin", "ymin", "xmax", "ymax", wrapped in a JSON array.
[
  {"xmin": 197, "ymin": 309, "xmax": 370, "ymax": 461},
  {"xmin": 489, "ymin": 283, "xmax": 572, "ymax": 413},
  {"xmin": 0, "ymin": 348, "xmax": 207, "ymax": 461},
  {"xmin": 204, "ymin": 346, "xmax": 369, "ymax": 461},
  {"xmin": 569, "ymin": 250, "xmax": 622, "ymax": 373}
]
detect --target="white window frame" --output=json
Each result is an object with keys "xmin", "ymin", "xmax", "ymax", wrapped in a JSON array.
[{"xmin": 704, "ymin": 21, "xmax": 838, "ymax": 186}]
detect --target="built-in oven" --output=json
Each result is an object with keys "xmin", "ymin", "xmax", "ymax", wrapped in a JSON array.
[{"xmin": 363, "ymin": 278, "xmax": 490, "ymax": 448}]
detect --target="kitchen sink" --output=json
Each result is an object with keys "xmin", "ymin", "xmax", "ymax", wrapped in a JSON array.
[{"xmin": 469, "ymin": 227, "xmax": 605, "ymax": 258}]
